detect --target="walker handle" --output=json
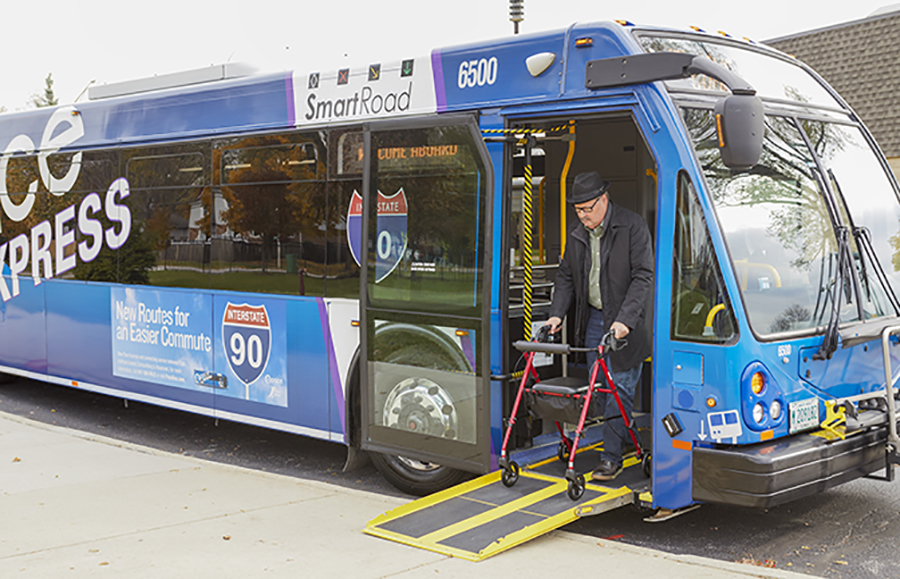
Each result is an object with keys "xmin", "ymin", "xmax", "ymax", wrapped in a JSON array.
[
  {"xmin": 513, "ymin": 341, "xmax": 571, "ymax": 355},
  {"xmin": 601, "ymin": 330, "xmax": 628, "ymax": 352}
]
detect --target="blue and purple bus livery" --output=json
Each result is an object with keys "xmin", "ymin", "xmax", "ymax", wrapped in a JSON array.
[{"xmin": 2, "ymin": 21, "xmax": 900, "ymax": 514}]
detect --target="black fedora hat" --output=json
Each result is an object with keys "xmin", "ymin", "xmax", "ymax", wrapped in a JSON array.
[{"xmin": 567, "ymin": 171, "xmax": 610, "ymax": 204}]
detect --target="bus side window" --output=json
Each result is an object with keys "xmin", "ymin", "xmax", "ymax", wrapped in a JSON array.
[
  {"xmin": 671, "ymin": 172, "xmax": 737, "ymax": 342},
  {"xmin": 214, "ymin": 133, "xmax": 328, "ymax": 296},
  {"xmin": 123, "ymin": 143, "xmax": 212, "ymax": 288}
]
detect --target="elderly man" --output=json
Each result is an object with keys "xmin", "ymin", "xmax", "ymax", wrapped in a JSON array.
[{"xmin": 544, "ymin": 171, "xmax": 654, "ymax": 481}]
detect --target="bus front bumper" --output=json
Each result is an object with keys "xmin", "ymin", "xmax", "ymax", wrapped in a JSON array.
[{"xmin": 692, "ymin": 426, "xmax": 890, "ymax": 508}]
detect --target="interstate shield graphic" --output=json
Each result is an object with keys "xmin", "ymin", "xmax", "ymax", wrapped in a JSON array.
[
  {"xmin": 346, "ymin": 189, "xmax": 408, "ymax": 283},
  {"xmin": 222, "ymin": 303, "xmax": 271, "ymax": 388}
]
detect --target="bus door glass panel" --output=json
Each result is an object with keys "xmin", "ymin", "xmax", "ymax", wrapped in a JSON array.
[
  {"xmin": 364, "ymin": 122, "xmax": 488, "ymax": 466},
  {"xmin": 684, "ymin": 109, "xmax": 855, "ymax": 337},
  {"xmin": 800, "ymin": 120, "xmax": 899, "ymax": 314},
  {"xmin": 214, "ymin": 133, "xmax": 327, "ymax": 296}
]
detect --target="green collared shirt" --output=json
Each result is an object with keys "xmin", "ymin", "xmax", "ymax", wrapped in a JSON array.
[{"xmin": 588, "ymin": 216, "xmax": 607, "ymax": 310}]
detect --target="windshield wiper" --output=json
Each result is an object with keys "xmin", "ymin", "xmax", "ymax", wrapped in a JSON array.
[
  {"xmin": 811, "ymin": 166, "xmax": 860, "ymax": 360},
  {"xmin": 813, "ymin": 168, "xmax": 900, "ymax": 359},
  {"xmin": 814, "ymin": 224, "xmax": 854, "ymax": 360},
  {"xmin": 829, "ymin": 169, "xmax": 900, "ymax": 315}
]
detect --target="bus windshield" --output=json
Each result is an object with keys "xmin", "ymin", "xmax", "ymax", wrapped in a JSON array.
[
  {"xmin": 684, "ymin": 108, "xmax": 900, "ymax": 337},
  {"xmin": 637, "ymin": 34, "xmax": 842, "ymax": 109}
]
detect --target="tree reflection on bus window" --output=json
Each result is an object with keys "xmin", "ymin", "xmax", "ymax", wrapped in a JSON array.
[
  {"xmin": 686, "ymin": 109, "xmax": 853, "ymax": 336},
  {"xmin": 1, "ymin": 150, "xmax": 119, "ymax": 283},
  {"xmin": 213, "ymin": 133, "xmax": 327, "ymax": 297},
  {"xmin": 120, "ymin": 144, "xmax": 211, "ymax": 286},
  {"xmin": 803, "ymin": 120, "xmax": 900, "ymax": 304}
]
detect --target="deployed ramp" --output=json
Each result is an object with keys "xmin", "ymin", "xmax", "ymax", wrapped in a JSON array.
[{"xmin": 365, "ymin": 445, "xmax": 649, "ymax": 561}]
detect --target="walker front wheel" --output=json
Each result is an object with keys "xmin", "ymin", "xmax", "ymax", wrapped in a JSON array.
[
  {"xmin": 567, "ymin": 474, "xmax": 585, "ymax": 501},
  {"xmin": 501, "ymin": 461, "xmax": 520, "ymax": 487}
]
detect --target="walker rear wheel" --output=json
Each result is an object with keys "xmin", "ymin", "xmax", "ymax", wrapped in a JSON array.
[
  {"xmin": 641, "ymin": 453, "xmax": 652, "ymax": 478},
  {"xmin": 557, "ymin": 440, "xmax": 571, "ymax": 462}
]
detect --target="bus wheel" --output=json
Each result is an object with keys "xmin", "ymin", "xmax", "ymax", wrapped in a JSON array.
[
  {"xmin": 370, "ymin": 452, "xmax": 470, "ymax": 496},
  {"xmin": 382, "ymin": 377, "xmax": 457, "ymax": 438}
]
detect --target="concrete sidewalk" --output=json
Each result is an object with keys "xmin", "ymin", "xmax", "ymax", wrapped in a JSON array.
[{"xmin": 0, "ymin": 411, "xmax": 814, "ymax": 578}]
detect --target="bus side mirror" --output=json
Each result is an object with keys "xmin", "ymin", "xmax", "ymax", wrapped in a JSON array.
[
  {"xmin": 582, "ymin": 52, "xmax": 765, "ymax": 171},
  {"xmin": 715, "ymin": 93, "xmax": 763, "ymax": 171}
]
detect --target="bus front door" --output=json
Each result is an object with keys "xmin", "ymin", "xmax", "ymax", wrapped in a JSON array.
[{"xmin": 358, "ymin": 116, "xmax": 494, "ymax": 495}]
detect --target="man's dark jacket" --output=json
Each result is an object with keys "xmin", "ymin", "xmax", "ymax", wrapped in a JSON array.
[{"xmin": 549, "ymin": 201, "xmax": 654, "ymax": 372}]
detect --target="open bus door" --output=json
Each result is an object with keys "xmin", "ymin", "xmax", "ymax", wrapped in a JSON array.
[
  {"xmin": 358, "ymin": 115, "xmax": 495, "ymax": 495},
  {"xmin": 364, "ymin": 113, "xmax": 661, "ymax": 560},
  {"xmin": 501, "ymin": 114, "xmax": 658, "ymax": 456}
]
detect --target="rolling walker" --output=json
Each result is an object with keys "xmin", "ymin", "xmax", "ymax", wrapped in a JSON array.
[{"xmin": 498, "ymin": 329, "xmax": 650, "ymax": 500}]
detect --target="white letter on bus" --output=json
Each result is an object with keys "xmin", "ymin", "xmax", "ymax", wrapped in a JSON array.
[
  {"xmin": 105, "ymin": 178, "xmax": 131, "ymax": 250},
  {"xmin": 55, "ymin": 204, "xmax": 77, "ymax": 275},
  {"xmin": 31, "ymin": 220, "xmax": 53, "ymax": 285},
  {"xmin": 77, "ymin": 193, "xmax": 103, "ymax": 263},
  {"xmin": 8, "ymin": 233, "xmax": 29, "ymax": 298},
  {"xmin": 38, "ymin": 106, "xmax": 85, "ymax": 195}
]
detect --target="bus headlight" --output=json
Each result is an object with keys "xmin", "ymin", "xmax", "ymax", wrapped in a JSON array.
[
  {"xmin": 753, "ymin": 402, "xmax": 766, "ymax": 424},
  {"xmin": 741, "ymin": 361, "xmax": 786, "ymax": 431},
  {"xmin": 770, "ymin": 399, "xmax": 783, "ymax": 421}
]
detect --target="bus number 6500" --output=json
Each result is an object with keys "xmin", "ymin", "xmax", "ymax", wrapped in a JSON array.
[{"xmin": 457, "ymin": 57, "xmax": 498, "ymax": 89}]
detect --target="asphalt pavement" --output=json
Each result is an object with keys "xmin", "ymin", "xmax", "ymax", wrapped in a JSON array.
[{"xmin": 0, "ymin": 410, "xmax": 817, "ymax": 578}]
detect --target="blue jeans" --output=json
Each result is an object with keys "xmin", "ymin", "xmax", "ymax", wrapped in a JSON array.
[{"xmin": 585, "ymin": 307, "xmax": 642, "ymax": 466}]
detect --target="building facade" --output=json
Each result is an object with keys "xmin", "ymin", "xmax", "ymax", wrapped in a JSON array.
[{"xmin": 768, "ymin": 7, "xmax": 900, "ymax": 180}]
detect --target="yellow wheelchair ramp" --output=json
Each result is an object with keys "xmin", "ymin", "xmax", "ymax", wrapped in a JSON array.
[{"xmin": 365, "ymin": 455, "xmax": 648, "ymax": 561}]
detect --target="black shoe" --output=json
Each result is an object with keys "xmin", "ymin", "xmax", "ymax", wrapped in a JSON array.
[{"xmin": 591, "ymin": 459, "xmax": 623, "ymax": 481}]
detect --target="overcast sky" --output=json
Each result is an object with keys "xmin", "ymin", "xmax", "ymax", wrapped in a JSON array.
[{"xmin": 1, "ymin": 1, "xmax": 897, "ymax": 112}]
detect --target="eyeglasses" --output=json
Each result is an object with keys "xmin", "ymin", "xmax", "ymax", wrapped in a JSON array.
[{"xmin": 574, "ymin": 196, "xmax": 601, "ymax": 215}]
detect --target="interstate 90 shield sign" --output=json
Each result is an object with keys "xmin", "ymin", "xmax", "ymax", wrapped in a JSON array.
[
  {"xmin": 215, "ymin": 297, "xmax": 287, "ymax": 406},
  {"xmin": 346, "ymin": 189, "xmax": 408, "ymax": 283},
  {"xmin": 222, "ymin": 303, "xmax": 272, "ymax": 389}
]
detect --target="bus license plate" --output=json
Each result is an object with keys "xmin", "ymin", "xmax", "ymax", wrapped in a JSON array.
[{"xmin": 790, "ymin": 398, "xmax": 819, "ymax": 433}]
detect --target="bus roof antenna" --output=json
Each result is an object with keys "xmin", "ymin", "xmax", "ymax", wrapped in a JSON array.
[
  {"xmin": 74, "ymin": 80, "xmax": 95, "ymax": 103},
  {"xmin": 510, "ymin": 0, "xmax": 524, "ymax": 34}
]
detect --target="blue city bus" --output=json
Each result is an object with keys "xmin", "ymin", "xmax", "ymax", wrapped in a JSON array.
[{"xmin": 2, "ymin": 20, "xmax": 900, "ymax": 513}]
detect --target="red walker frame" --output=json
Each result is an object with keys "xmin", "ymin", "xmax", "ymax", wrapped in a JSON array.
[{"xmin": 498, "ymin": 331, "xmax": 647, "ymax": 500}]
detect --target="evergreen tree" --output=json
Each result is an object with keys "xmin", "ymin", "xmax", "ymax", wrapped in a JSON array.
[{"xmin": 32, "ymin": 73, "xmax": 58, "ymax": 108}]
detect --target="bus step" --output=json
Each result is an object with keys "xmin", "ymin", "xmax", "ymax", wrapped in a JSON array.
[{"xmin": 364, "ymin": 454, "xmax": 649, "ymax": 561}]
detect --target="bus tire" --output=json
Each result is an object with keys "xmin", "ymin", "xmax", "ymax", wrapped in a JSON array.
[{"xmin": 370, "ymin": 451, "xmax": 470, "ymax": 496}]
